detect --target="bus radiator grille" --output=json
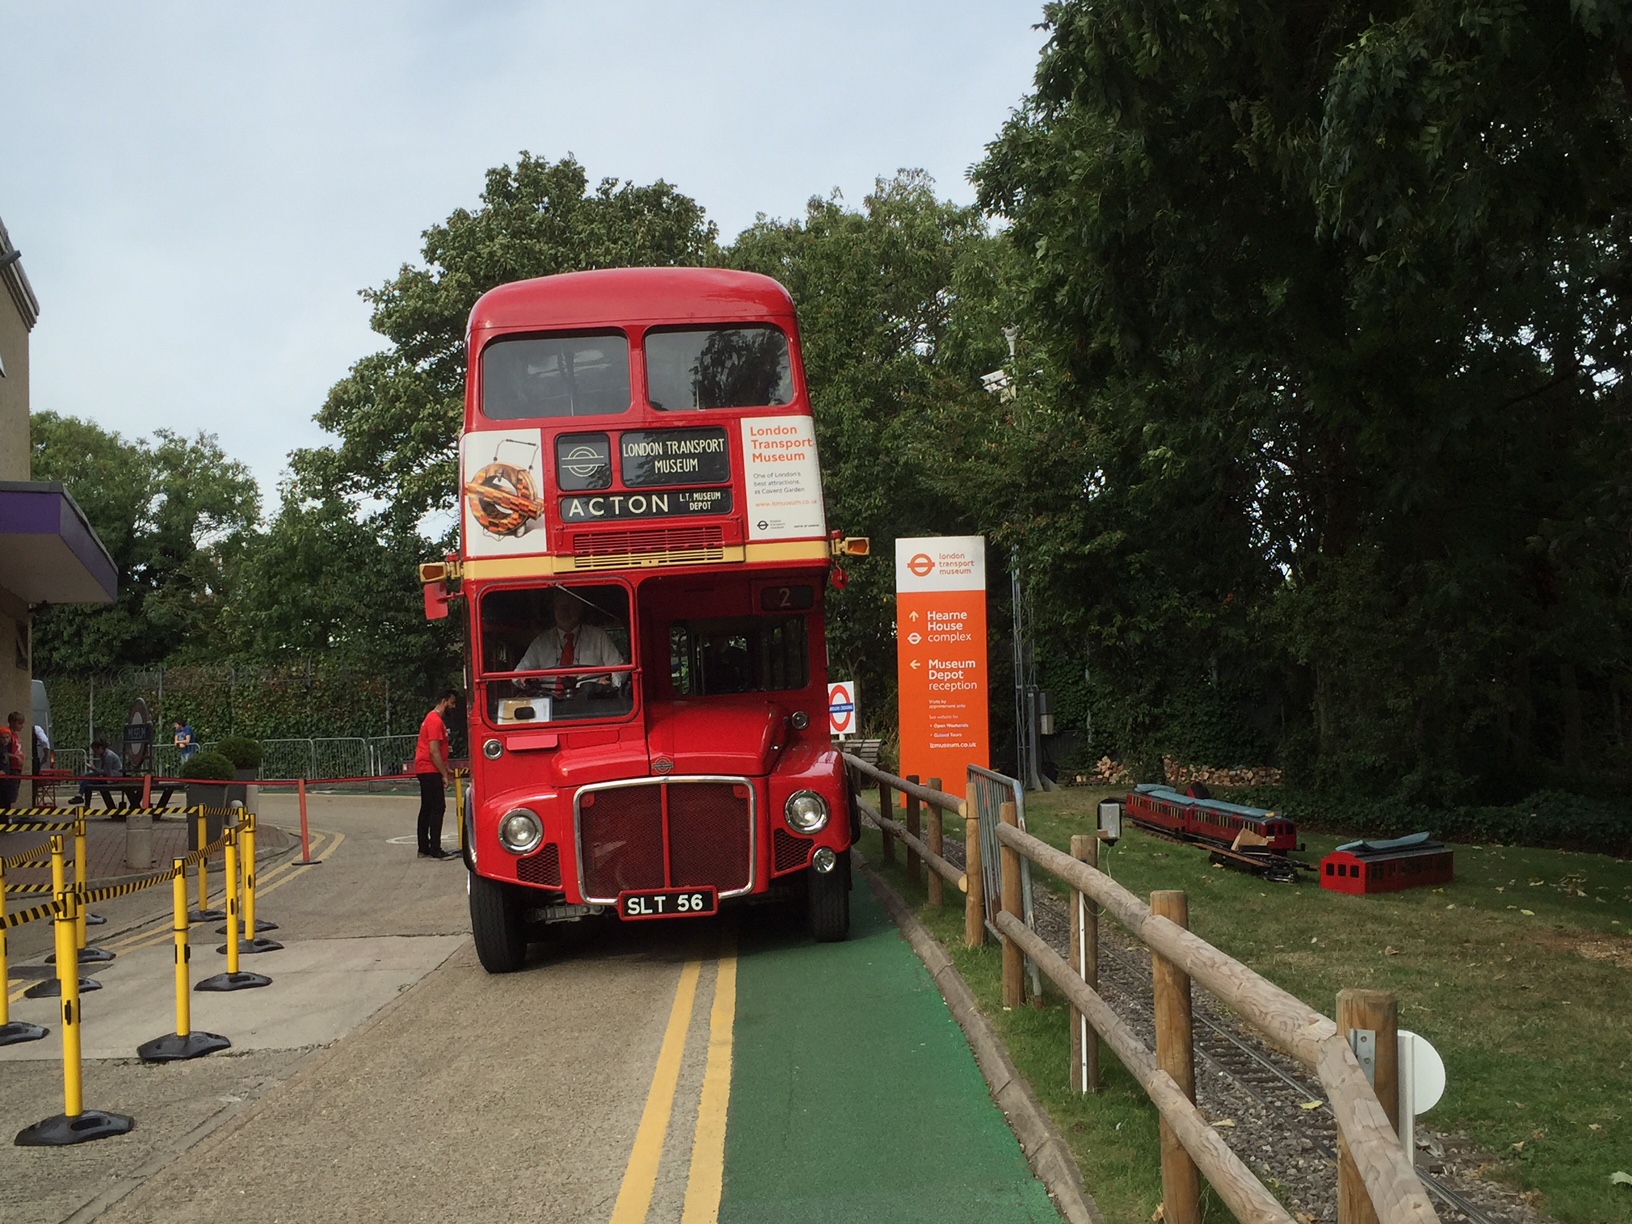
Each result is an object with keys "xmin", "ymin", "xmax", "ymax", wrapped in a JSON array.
[
  {"xmin": 772, "ymin": 828, "xmax": 811, "ymax": 875},
  {"xmin": 667, "ymin": 784, "xmax": 752, "ymax": 893},
  {"xmin": 570, "ymin": 525, "xmax": 726, "ymax": 569},
  {"xmin": 580, "ymin": 787, "xmax": 666, "ymax": 897},
  {"xmin": 517, "ymin": 843, "xmax": 562, "ymax": 887}
]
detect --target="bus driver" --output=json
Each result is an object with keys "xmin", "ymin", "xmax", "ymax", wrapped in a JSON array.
[{"xmin": 516, "ymin": 588, "xmax": 625, "ymax": 694}]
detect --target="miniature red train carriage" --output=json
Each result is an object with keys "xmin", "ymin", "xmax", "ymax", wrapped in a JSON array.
[{"xmin": 1319, "ymin": 832, "xmax": 1454, "ymax": 895}]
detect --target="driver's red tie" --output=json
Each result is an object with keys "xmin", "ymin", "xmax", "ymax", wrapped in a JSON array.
[{"xmin": 557, "ymin": 630, "xmax": 575, "ymax": 695}]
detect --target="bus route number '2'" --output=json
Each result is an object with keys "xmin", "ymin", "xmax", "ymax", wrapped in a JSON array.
[{"xmin": 619, "ymin": 888, "xmax": 719, "ymax": 920}]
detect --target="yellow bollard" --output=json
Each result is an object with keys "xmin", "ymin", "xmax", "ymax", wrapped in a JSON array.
[
  {"xmin": 14, "ymin": 837, "xmax": 133, "ymax": 1144},
  {"xmin": 136, "ymin": 861, "xmax": 230, "ymax": 1060},
  {"xmin": 234, "ymin": 811, "xmax": 282, "ymax": 954},
  {"xmin": 195, "ymin": 826, "xmax": 270, "ymax": 992},
  {"xmin": 0, "ymin": 858, "xmax": 48, "ymax": 1045},
  {"xmin": 224, "ymin": 831, "xmax": 240, "ymax": 976},
  {"xmin": 68, "ymin": 817, "xmax": 112, "ymax": 964},
  {"xmin": 191, "ymin": 808, "xmax": 225, "ymax": 922},
  {"xmin": 454, "ymin": 770, "xmax": 467, "ymax": 857}
]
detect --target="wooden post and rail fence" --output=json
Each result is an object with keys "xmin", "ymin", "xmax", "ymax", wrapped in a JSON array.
[{"xmin": 842, "ymin": 753, "xmax": 1437, "ymax": 1224}]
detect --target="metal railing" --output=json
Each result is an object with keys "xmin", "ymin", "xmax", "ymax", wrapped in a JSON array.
[
  {"xmin": 966, "ymin": 764, "xmax": 1043, "ymax": 1000},
  {"xmin": 66, "ymin": 736, "xmax": 422, "ymax": 784}
]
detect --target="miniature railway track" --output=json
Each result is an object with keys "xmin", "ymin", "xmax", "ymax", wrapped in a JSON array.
[{"xmin": 929, "ymin": 833, "xmax": 1501, "ymax": 1224}]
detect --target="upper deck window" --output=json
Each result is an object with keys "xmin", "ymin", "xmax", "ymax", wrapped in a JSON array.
[
  {"xmin": 482, "ymin": 332, "xmax": 631, "ymax": 419},
  {"xmin": 645, "ymin": 326, "xmax": 793, "ymax": 411}
]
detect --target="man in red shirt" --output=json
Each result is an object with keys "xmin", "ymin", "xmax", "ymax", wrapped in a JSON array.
[{"xmin": 414, "ymin": 690, "xmax": 459, "ymax": 859}]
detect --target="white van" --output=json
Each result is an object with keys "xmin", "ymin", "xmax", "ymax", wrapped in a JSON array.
[{"xmin": 30, "ymin": 679, "xmax": 51, "ymax": 770}]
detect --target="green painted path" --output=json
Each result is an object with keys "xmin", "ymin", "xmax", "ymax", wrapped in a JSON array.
[{"xmin": 719, "ymin": 878, "xmax": 1060, "ymax": 1223}]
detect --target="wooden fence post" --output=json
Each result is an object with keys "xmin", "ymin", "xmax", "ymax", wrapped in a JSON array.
[
  {"xmin": 925, "ymin": 777, "xmax": 943, "ymax": 908},
  {"xmin": 963, "ymin": 813, "xmax": 983, "ymax": 948},
  {"xmin": 904, "ymin": 774, "xmax": 922, "ymax": 887},
  {"xmin": 1000, "ymin": 801, "xmax": 1023, "ymax": 1009},
  {"xmin": 1337, "ymin": 989, "xmax": 1400, "ymax": 1224},
  {"xmin": 1152, "ymin": 889, "xmax": 1200, "ymax": 1224},
  {"xmin": 1069, "ymin": 833, "xmax": 1100, "ymax": 1092},
  {"xmin": 878, "ymin": 778, "xmax": 895, "ymax": 865}
]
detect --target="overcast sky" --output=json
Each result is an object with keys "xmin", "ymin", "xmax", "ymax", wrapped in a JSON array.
[{"xmin": 2, "ymin": 2, "xmax": 1046, "ymax": 511}]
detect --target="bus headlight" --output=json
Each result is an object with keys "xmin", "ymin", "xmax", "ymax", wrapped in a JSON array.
[
  {"xmin": 784, "ymin": 791, "xmax": 829, "ymax": 834},
  {"xmin": 498, "ymin": 808, "xmax": 543, "ymax": 855}
]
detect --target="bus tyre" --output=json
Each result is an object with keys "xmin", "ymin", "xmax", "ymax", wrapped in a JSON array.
[
  {"xmin": 806, "ymin": 849, "xmax": 850, "ymax": 943},
  {"xmin": 469, "ymin": 872, "xmax": 528, "ymax": 973}
]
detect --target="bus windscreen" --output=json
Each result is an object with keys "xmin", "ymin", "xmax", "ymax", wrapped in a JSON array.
[
  {"xmin": 482, "ymin": 332, "xmax": 631, "ymax": 419},
  {"xmin": 645, "ymin": 326, "xmax": 792, "ymax": 411}
]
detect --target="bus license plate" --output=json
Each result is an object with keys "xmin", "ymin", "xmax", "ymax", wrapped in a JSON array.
[{"xmin": 619, "ymin": 888, "xmax": 718, "ymax": 920}]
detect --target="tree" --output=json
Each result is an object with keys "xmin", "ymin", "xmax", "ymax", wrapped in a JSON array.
[
  {"xmin": 293, "ymin": 153, "xmax": 720, "ymax": 523},
  {"xmin": 976, "ymin": 0, "xmax": 1632, "ymax": 797},
  {"xmin": 222, "ymin": 495, "xmax": 458, "ymax": 700},
  {"xmin": 728, "ymin": 174, "xmax": 1016, "ymax": 729},
  {"xmin": 30, "ymin": 412, "xmax": 260, "ymax": 673}
]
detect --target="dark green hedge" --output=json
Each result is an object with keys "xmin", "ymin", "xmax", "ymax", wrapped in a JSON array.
[{"xmin": 1226, "ymin": 786, "xmax": 1632, "ymax": 859}]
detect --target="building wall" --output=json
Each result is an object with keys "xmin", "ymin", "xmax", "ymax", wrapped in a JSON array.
[
  {"xmin": 0, "ymin": 217, "xmax": 33, "ymax": 482},
  {"xmin": 1, "ymin": 216, "xmax": 41, "ymax": 799}
]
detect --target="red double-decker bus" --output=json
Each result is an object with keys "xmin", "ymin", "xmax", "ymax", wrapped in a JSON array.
[{"xmin": 421, "ymin": 267, "xmax": 867, "ymax": 972}]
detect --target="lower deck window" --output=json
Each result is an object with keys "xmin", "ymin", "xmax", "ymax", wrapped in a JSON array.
[{"xmin": 669, "ymin": 615, "xmax": 808, "ymax": 695}]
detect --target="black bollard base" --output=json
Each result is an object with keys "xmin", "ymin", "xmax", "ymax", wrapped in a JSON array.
[
  {"xmin": 0, "ymin": 1021, "xmax": 48, "ymax": 1046},
  {"xmin": 24, "ymin": 977, "xmax": 101, "ymax": 999},
  {"xmin": 44, "ymin": 947, "xmax": 115, "ymax": 965},
  {"xmin": 194, "ymin": 970, "xmax": 271, "ymax": 992},
  {"xmin": 215, "ymin": 919, "xmax": 277, "ymax": 934},
  {"xmin": 85, "ymin": 912, "xmax": 106, "ymax": 926},
  {"xmin": 137, "ymin": 1031, "xmax": 231, "ymax": 1062},
  {"xmin": 15, "ymin": 1110, "xmax": 134, "ymax": 1146},
  {"xmin": 189, "ymin": 908, "xmax": 226, "ymax": 923},
  {"xmin": 217, "ymin": 936, "xmax": 283, "ymax": 955}
]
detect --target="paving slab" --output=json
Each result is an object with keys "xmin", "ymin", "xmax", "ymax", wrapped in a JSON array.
[{"xmin": 0, "ymin": 935, "xmax": 465, "ymax": 1061}]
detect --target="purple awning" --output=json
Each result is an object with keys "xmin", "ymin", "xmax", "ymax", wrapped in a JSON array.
[{"xmin": 0, "ymin": 482, "xmax": 117, "ymax": 604}]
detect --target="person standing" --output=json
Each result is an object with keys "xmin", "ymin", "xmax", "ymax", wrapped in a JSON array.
[
  {"xmin": 172, "ymin": 717, "xmax": 198, "ymax": 763},
  {"xmin": 414, "ymin": 690, "xmax": 459, "ymax": 859},
  {"xmin": 0, "ymin": 711, "xmax": 24, "ymax": 809}
]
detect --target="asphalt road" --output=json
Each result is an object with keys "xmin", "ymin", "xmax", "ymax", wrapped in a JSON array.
[{"xmin": 1, "ymin": 791, "xmax": 1058, "ymax": 1224}]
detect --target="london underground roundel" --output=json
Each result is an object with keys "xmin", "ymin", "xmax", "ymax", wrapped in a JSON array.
[{"xmin": 827, "ymin": 683, "xmax": 855, "ymax": 736}]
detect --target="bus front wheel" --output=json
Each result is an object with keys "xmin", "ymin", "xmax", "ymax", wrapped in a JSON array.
[
  {"xmin": 469, "ymin": 872, "xmax": 528, "ymax": 973},
  {"xmin": 806, "ymin": 849, "xmax": 851, "ymax": 942}
]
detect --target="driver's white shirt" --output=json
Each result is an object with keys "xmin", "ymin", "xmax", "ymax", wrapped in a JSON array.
[{"xmin": 516, "ymin": 623, "xmax": 625, "ymax": 685}]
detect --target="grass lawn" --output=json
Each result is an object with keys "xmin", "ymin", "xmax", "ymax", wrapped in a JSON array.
[{"xmin": 977, "ymin": 786, "xmax": 1632, "ymax": 1224}]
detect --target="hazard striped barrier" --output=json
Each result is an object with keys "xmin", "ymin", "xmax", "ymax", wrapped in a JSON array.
[{"xmin": 6, "ymin": 809, "xmax": 277, "ymax": 1144}]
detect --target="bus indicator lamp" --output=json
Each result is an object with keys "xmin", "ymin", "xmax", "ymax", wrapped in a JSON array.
[
  {"xmin": 789, "ymin": 711, "xmax": 809, "ymax": 730},
  {"xmin": 785, "ymin": 792, "xmax": 829, "ymax": 834},
  {"xmin": 812, "ymin": 847, "xmax": 838, "ymax": 874},
  {"xmin": 482, "ymin": 739, "xmax": 503, "ymax": 760}
]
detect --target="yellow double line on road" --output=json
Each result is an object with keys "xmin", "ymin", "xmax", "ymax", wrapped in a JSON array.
[
  {"xmin": 5, "ymin": 829, "xmax": 345, "ymax": 1005},
  {"xmin": 610, "ymin": 933, "xmax": 739, "ymax": 1224}
]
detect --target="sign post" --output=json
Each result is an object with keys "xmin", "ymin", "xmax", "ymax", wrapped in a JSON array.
[
  {"xmin": 827, "ymin": 682, "xmax": 857, "ymax": 740},
  {"xmin": 895, "ymin": 537, "xmax": 989, "ymax": 800}
]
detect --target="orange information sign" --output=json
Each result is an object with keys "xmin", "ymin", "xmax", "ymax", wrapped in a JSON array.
[{"xmin": 896, "ymin": 536, "xmax": 988, "ymax": 799}]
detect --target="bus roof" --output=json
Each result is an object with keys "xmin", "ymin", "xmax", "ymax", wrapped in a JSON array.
[{"xmin": 469, "ymin": 267, "xmax": 795, "ymax": 333}]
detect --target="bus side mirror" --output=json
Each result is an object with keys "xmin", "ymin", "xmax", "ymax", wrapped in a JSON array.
[{"xmin": 424, "ymin": 581, "xmax": 450, "ymax": 621}]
